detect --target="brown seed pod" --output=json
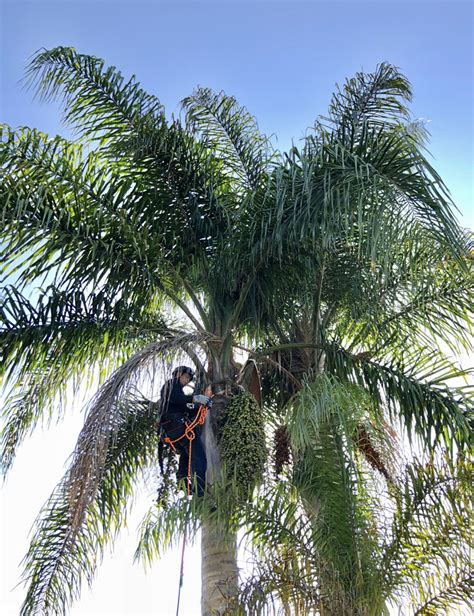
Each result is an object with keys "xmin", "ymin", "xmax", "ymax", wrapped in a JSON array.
[
  {"xmin": 273, "ymin": 424, "xmax": 291, "ymax": 477},
  {"xmin": 354, "ymin": 424, "xmax": 391, "ymax": 481}
]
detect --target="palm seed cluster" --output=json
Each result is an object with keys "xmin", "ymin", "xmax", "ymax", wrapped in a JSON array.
[{"xmin": 220, "ymin": 393, "xmax": 267, "ymax": 498}]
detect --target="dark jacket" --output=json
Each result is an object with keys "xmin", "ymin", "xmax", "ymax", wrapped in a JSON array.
[{"xmin": 160, "ymin": 378, "xmax": 195, "ymax": 419}]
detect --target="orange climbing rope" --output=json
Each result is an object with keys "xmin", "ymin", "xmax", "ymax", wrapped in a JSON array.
[
  {"xmin": 162, "ymin": 404, "xmax": 209, "ymax": 616},
  {"xmin": 162, "ymin": 403, "xmax": 208, "ymax": 495}
]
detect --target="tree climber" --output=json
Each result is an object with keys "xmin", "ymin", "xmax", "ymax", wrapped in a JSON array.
[{"xmin": 160, "ymin": 366, "xmax": 211, "ymax": 496}]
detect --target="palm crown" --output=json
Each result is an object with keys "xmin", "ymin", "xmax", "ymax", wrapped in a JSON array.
[{"xmin": 1, "ymin": 47, "xmax": 472, "ymax": 615}]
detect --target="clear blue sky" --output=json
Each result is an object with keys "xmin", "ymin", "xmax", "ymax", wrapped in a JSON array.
[{"xmin": 1, "ymin": 0, "xmax": 473, "ymax": 225}]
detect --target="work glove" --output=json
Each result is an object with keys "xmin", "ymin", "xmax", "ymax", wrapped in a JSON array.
[{"xmin": 193, "ymin": 394, "xmax": 210, "ymax": 406}]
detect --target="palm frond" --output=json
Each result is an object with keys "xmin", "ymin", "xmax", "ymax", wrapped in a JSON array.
[
  {"xmin": 20, "ymin": 395, "xmax": 159, "ymax": 616},
  {"xmin": 0, "ymin": 125, "xmax": 223, "ymax": 330},
  {"xmin": 136, "ymin": 474, "xmax": 243, "ymax": 568},
  {"xmin": 0, "ymin": 284, "xmax": 167, "ymax": 380},
  {"xmin": 240, "ymin": 481, "xmax": 321, "ymax": 613},
  {"xmin": 253, "ymin": 64, "xmax": 462, "ymax": 264},
  {"xmin": 136, "ymin": 497, "xmax": 197, "ymax": 566},
  {"xmin": 383, "ymin": 456, "xmax": 474, "ymax": 614},
  {"xmin": 0, "ymin": 125, "xmax": 159, "ymax": 293},
  {"xmin": 182, "ymin": 87, "xmax": 274, "ymax": 191},
  {"xmin": 288, "ymin": 375, "xmax": 387, "ymax": 614},
  {"xmin": 0, "ymin": 285, "xmax": 169, "ymax": 474},
  {"xmin": 26, "ymin": 46, "xmax": 165, "ymax": 148},
  {"xmin": 413, "ymin": 570, "xmax": 474, "ymax": 616},
  {"xmin": 326, "ymin": 346, "xmax": 473, "ymax": 452},
  {"xmin": 24, "ymin": 48, "xmax": 246, "ymax": 253},
  {"xmin": 253, "ymin": 138, "xmax": 461, "ymax": 279},
  {"xmin": 335, "ymin": 226, "xmax": 473, "ymax": 359},
  {"xmin": 317, "ymin": 125, "xmax": 460, "ymax": 247},
  {"xmin": 65, "ymin": 332, "xmax": 209, "ymax": 533},
  {"xmin": 323, "ymin": 62, "xmax": 412, "ymax": 130}
]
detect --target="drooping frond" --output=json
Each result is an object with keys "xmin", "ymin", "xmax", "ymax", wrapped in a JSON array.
[
  {"xmin": 136, "ymin": 476, "xmax": 242, "ymax": 568},
  {"xmin": 239, "ymin": 482, "xmax": 322, "ymax": 614},
  {"xmin": 20, "ymin": 396, "xmax": 159, "ymax": 616},
  {"xmin": 136, "ymin": 498, "xmax": 197, "ymax": 566},
  {"xmin": 242, "ymin": 450, "xmax": 473, "ymax": 616},
  {"xmin": 317, "ymin": 62, "xmax": 461, "ymax": 246},
  {"xmin": 287, "ymin": 375, "xmax": 388, "ymax": 614},
  {"xmin": 65, "ymin": 332, "xmax": 209, "ymax": 533},
  {"xmin": 326, "ymin": 346, "xmax": 473, "ymax": 452},
  {"xmin": 253, "ymin": 144, "xmax": 447, "ymax": 279},
  {"xmin": 0, "ymin": 285, "xmax": 169, "ymax": 474},
  {"xmin": 383, "ymin": 456, "xmax": 474, "ymax": 614},
  {"xmin": 182, "ymin": 87, "xmax": 274, "ymax": 191},
  {"xmin": 323, "ymin": 126, "xmax": 460, "ymax": 242}
]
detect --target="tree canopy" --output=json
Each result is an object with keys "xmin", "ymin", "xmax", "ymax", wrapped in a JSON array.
[{"xmin": 0, "ymin": 48, "xmax": 472, "ymax": 615}]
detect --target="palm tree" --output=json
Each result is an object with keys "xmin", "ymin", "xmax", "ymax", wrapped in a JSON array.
[{"xmin": 1, "ymin": 49, "xmax": 472, "ymax": 614}]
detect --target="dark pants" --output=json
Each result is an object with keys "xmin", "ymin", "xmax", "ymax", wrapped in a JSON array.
[{"xmin": 163, "ymin": 419, "xmax": 207, "ymax": 496}]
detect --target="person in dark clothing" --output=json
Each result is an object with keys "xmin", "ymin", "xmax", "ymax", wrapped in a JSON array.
[{"xmin": 160, "ymin": 366, "xmax": 210, "ymax": 496}]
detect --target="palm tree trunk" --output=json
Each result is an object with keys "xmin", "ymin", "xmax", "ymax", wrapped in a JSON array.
[
  {"xmin": 201, "ymin": 388, "xmax": 239, "ymax": 614},
  {"xmin": 201, "ymin": 517, "xmax": 239, "ymax": 615}
]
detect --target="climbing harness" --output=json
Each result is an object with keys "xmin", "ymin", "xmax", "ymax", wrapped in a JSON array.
[{"xmin": 161, "ymin": 404, "xmax": 209, "ymax": 616}]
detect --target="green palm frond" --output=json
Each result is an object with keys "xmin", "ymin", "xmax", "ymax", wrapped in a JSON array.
[
  {"xmin": 0, "ymin": 285, "xmax": 167, "ymax": 378},
  {"xmin": 287, "ymin": 376, "xmax": 386, "ymax": 614},
  {"xmin": 238, "ymin": 485, "xmax": 321, "ymax": 615},
  {"xmin": 136, "ymin": 475, "xmax": 242, "ymax": 568},
  {"xmin": 20, "ymin": 395, "xmax": 159, "ymax": 616},
  {"xmin": 383, "ymin": 456, "xmax": 473, "ymax": 614},
  {"xmin": 0, "ymin": 125, "xmax": 162, "ymax": 295},
  {"xmin": 0, "ymin": 125, "xmax": 224, "ymax": 329},
  {"xmin": 256, "ymin": 135, "xmax": 461, "ymax": 275},
  {"xmin": 136, "ymin": 497, "xmax": 196, "ymax": 566},
  {"xmin": 335, "ymin": 227, "xmax": 473, "ymax": 358},
  {"xmin": 335, "ymin": 129, "xmax": 457, "ymax": 241},
  {"xmin": 23, "ymin": 48, "xmax": 241, "ymax": 249},
  {"xmin": 413, "ymin": 570, "xmax": 474, "ymax": 616},
  {"xmin": 244, "ymin": 378, "xmax": 472, "ymax": 615},
  {"xmin": 182, "ymin": 87, "xmax": 274, "ymax": 191},
  {"xmin": 324, "ymin": 62, "xmax": 412, "ymax": 130},
  {"xmin": 26, "ymin": 46, "xmax": 165, "ymax": 148},
  {"xmin": 0, "ymin": 284, "xmax": 169, "ymax": 474},
  {"xmin": 326, "ymin": 346, "xmax": 473, "ymax": 452},
  {"xmin": 321, "ymin": 61, "xmax": 459, "ymax": 241},
  {"xmin": 242, "ymin": 451, "xmax": 473, "ymax": 616},
  {"xmin": 255, "ymin": 64, "xmax": 462, "ymax": 263}
]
